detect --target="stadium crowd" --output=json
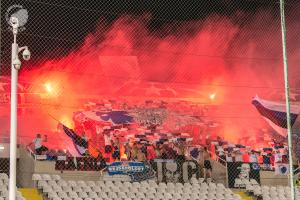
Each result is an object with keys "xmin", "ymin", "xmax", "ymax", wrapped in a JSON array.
[{"xmin": 27, "ymin": 131, "xmax": 291, "ymax": 173}]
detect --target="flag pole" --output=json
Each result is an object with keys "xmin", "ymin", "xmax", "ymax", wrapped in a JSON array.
[
  {"xmin": 279, "ymin": 0, "xmax": 295, "ymax": 199},
  {"xmin": 48, "ymin": 113, "xmax": 61, "ymax": 123}
]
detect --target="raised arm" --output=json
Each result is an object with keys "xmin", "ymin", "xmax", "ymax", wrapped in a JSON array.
[
  {"xmin": 43, "ymin": 135, "xmax": 48, "ymax": 142},
  {"xmin": 27, "ymin": 141, "xmax": 33, "ymax": 147}
]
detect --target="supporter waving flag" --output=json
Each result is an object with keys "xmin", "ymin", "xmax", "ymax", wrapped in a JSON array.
[
  {"xmin": 61, "ymin": 124, "xmax": 88, "ymax": 155},
  {"xmin": 61, "ymin": 123, "xmax": 99, "ymax": 158}
]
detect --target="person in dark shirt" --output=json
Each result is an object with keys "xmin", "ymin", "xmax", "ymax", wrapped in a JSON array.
[
  {"xmin": 96, "ymin": 153, "xmax": 107, "ymax": 170},
  {"xmin": 124, "ymin": 142, "xmax": 131, "ymax": 160},
  {"xmin": 112, "ymin": 139, "xmax": 121, "ymax": 161},
  {"xmin": 160, "ymin": 144, "xmax": 169, "ymax": 159},
  {"xmin": 262, "ymin": 152, "xmax": 271, "ymax": 170},
  {"xmin": 203, "ymin": 147, "xmax": 212, "ymax": 182}
]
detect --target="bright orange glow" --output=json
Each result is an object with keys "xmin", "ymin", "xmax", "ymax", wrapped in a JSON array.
[
  {"xmin": 45, "ymin": 82, "xmax": 53, "ymax": 93},
  {"xmin": 60, "ymin": 116, "xmax": 74, "ymax": 128},
  {"xmin": 121, "ymin": 154, "xmax": 128, "ymax": 160},
  {"xmin": 209, "ymin": 93, "xmax": 216, "ymax": 100}
]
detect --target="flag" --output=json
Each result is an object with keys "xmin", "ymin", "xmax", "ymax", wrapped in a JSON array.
[
  {"xmin": 62, "ymin": 124, "xmax": 88, "ymax": 155},
  {"xmin": 252, "ymin": 96, "xmax": 300, "ymax": 136},
  {"xmin": 75, "ymin": 111, "xmax": 134, "ymax": 125},
  {"xmin": 62, "ymin": 124, "xmax": 99, "ymax": 158},
  {"xmin": 88, "ymin": 142, "xmax": 100, "ymax": 158}
]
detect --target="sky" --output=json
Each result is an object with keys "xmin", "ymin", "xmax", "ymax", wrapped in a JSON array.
[{"xmin": 1, "ymin": 0, "xmax": 299, "ymax": 71}]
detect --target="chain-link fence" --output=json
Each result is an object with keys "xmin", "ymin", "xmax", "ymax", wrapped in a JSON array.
[{"xmin": 1, "ymin": 0, "xmax": 300, "ymax": 199}]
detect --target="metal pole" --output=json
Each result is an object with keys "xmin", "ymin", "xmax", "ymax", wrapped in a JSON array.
[
  {"xmin": 279, "ymin": 0, "xmax": 295, "ymax": 199},
  {"xmin": 9, "ymin": 31, "xmax": 18, "ymax": 200}
]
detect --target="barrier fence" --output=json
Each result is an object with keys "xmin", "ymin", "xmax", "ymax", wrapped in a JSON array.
[{"xmin": 1, "ymin": 0, "xmax": 300, "ymax": 199}]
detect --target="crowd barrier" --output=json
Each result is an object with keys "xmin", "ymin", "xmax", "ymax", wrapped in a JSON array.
[{"xmin": 53, "ymin": 156, "xmax": 202, "ymax": 183}]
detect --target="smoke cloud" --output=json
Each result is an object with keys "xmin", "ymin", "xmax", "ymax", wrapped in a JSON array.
[{"xmin": 3, "ymin": 6, "xmax": 300, "ymax": 147}]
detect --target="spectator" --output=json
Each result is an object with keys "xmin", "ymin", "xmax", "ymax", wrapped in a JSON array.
[
  {"xmin": 233, "ymin": 149, "xmax": 243, "ymax": 162},
  {"xmin": 112, "ymin": 138, "xmax": 121, "ymax": 161},
  {"xmin": 103, "ymin": 130, "xmax": 112, "ymax": 154},
  {"xmin": 160, "ymin": 144, "xmax": 169, "ymax": 159},
  {"xmin": 282, "ymin": 147, "xmax": 289, "ymax": 163},
  {"xmin": 154, "ymin": 143, "xmax": 162, "ymax": 158},
  {"xmin": 190, "ymin": 147, "xmax": 201, "ymax": 160},
  {"xmin": 166, "ymin": 144, "xmax": 177, "ymax": 159},
  {"xmin": 146, "ymin": 144, "xmax": 156, "ymax": 160},
  {"xmin": 137, "ymin": 148, "xmax": 146, "ymax": 162},
  {"xmin": 27, "ymin": 134, "xmax": 48, "ymax": 155},
  {"xmin": 47, "ymin": 149, "xmax": 57, "ymax": 160},
  {"xmin": 249, "ymin": 150, "xmax": 258, "ymax": 163},
  {"xmin": 66, "ymin": 150, "xmax": 72, "ymax": 157},
  {"xmin": 82, "ymin": 132, "xmax": 89, "ymax": 156},
  {"xmin": 274, "ymin": 150, "xmax": 282, "ymax": 163},
  {"xmin": 57, "ymin": 149, "xmax": 66, "ymax": 156},
  {"xmin": 141, "ymin": 143, "xmax": 148, "ymax": 158},
  {"xmin": 96, "ymin": 152, "xmax": 107, "ymax": 170},
  {"xmin": 226, "ymin": 153, "xmax": 233, "ymax": 162},
  {"xmin": 82, "ymin": 132, "xmax": 88, "ymax": 142},
  {"xmin": 131, "ymin": 143, "xmax": 139, "ymax": 160},
  {"xmin": 124, "ymin": 142, "xmax": 131, "ymax": 160},
  {"xmin": 262, "ymin": 152, "xmax": 272, "ymax": 170},
  {"xmin": 217, "ymin": 146, "xmax": 226, "ymax": 165},
  {"xmin": 203, "ymin": 147, "xmax": 212, "ymax": 182},
  {"xmin": 174, "ymin": 140, "xmax": 187, "ymax": 183}
]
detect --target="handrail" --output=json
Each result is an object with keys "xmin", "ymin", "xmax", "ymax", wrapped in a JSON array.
[
  {"xmin": 209, "ymin": 151, "xmax": 228, "ymax": 187},
  {"xmin": 190, "ymin": 149, "xmax": 229, "ymax": 187},
  {"xmin": 26, "ymin": 145, "xmax": 37, "ymax": 160}
]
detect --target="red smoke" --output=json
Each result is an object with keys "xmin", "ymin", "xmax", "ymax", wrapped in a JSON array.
[{"xmin": 3, "ymin": 10, "xmax": 298, "ymax": 148}]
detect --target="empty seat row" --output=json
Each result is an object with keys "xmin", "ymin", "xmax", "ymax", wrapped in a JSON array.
[
  {"xmin": 33, "ymin": 173, "xmax": 242, "ymax": 200},
  {"xmin": 0, "ymin": 173, "xmax": 26, "ymax": 200},
  {"xmin": 249, "ymin": 185, "xmax": 300, "ymax": 200}
]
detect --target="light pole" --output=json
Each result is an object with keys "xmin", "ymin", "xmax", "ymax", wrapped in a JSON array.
[
  {"xmin": 279, "ymin": 0, "xmax": 295, "ymax": 199},
  {"xmin": 9, "ymin": 17, "xmax": 30, "ymax": 200}
]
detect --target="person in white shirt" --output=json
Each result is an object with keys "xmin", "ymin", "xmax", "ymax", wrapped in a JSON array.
[
  {"xmin": 249, "ymin": 151, "xmax": 258, "ymax": 163},
  {"xmin": 103, "ymin": 130, "xmax": 112, "ymax": 153},
  {"xmin": 234, "ymin": 150, "xmax": 243, "ymax": 162},
  {"xmin": 217, "ymin": 146, "xmax": 226, "ymax": 165},
  {"xmin": 274, "ymin": 150, "xmax": 282, "ymax": 163},
  {"xmin": 226, "ymin": 153, "xmax": 233, "ymax": 162},
  {"xmin": 27, "ymin": 134, "xmax": 48, "ymax": 155}
]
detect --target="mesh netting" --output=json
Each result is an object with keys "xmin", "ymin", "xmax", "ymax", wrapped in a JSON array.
[{"xmin": 1, "ymin": 1, "xmax": 300, "ymax": 199}]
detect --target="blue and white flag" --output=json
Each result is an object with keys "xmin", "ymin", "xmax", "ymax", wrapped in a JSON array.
[
  {"xmin": 77, "ymin": 110, "xmax": 134, "ymax": 125},
  {"xmin": 62, "ymin": 124, "xmax": 88, "ymax": 155},
  {"xmin": 252, "ymin": 96, "xmax": 300, "ymax": 136}
]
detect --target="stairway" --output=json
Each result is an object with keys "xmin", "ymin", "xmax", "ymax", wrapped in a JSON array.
[
  {"xmin": 211, "ymin": 160, "xmax": 228, "ymax": 186},
  {"xmin": 18, "ymin": 188, "xmax": 43, "ymax": 200},
  {"xmin": 234, "ymin": 191, "xmax": 253, "ymax": 200},
  {"xmin": 233, "ymin": 191, "xmax": 253, "ymax": 200}
]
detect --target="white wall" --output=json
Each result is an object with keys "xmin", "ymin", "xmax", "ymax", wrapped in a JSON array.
[{"xmin": 0, "ymin": 143, "xmax": 20, "ymax": 158}]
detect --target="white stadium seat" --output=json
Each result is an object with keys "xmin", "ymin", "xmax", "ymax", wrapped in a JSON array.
[
  {"xmin": 32, "ymin": 174, "xmax": 42, "ymax": 181},
  {"xmin": 51, "ymin": 174, "xmax": 61, "ymax": 181},
  {"xmin": 69, "ymin": 180, "xmax": 78, "ymax": 188},
  {"xmin": 30, "ymin": 173, "xmax": 278, "ymax": 200},
  {"xmin": 68, "ymin": 191, "xmax": 79, "ymax": 199},
  {"xmin": 41, "ymin": 174, "xmax": 52, "ymax": 181}
]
